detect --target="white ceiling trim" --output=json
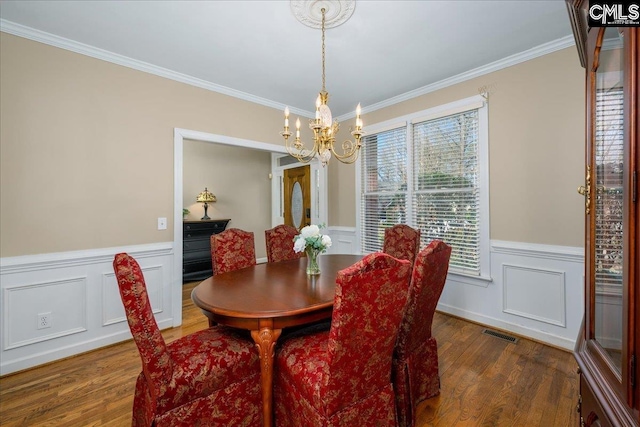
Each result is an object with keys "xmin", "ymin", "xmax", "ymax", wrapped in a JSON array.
[
  {"xmin": 0, "ymin": 19, "xmax": 312, "ymax": 118},
  {"xmin": 1, "ymin": 18, "xmax": 574, "ymax": 123},
  {"xmin": 336, "ymin": 35, "xmax": 576, "ymax": 122}
]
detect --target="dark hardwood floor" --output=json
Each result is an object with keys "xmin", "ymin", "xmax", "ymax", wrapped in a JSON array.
[{"xmin": 0, "ymin": 282, "xmax": 579, "ymax": 426}]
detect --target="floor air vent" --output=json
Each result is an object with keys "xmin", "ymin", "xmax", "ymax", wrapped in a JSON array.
[{"xmin": 482, "ymin": 329, "xmax": 518, "ymax": 344}]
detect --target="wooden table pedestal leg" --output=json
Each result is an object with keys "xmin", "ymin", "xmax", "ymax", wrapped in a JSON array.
[{"xmin": 251, "ymin": 325, "xmax": 282, "ymax": 427}]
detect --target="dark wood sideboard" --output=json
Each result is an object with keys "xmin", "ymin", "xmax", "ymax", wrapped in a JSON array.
[{"xmin": 182, "ymin": 219, "xmax": 230, "ymax": 283}]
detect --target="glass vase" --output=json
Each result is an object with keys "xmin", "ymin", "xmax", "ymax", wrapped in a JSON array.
[{"xmin": 305, "ymin": 247, "xmax": 321, "ymax": 275}]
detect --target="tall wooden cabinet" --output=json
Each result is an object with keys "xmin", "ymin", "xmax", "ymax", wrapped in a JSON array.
[{"xmin": 567, "ymin": 2, "xmax": 639, "ymax": 425}]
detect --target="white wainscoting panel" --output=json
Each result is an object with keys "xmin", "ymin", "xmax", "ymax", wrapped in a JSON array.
[
  {"xmin": 4, "ymin": 276, "xmax": 87, "ymax": 350},
  {"xmin": 502, "ymin": 264, "xmax": 566, "ymax": 327},
  {"xmin": 0, "ymin": 235, "xmax": 584, "ymax": 373},
  {"xmin": 0, "ymin": 243, "xmax": 174, "ymax": 375},
  {"xmin": 319, "ymin": 230, "xmax": 584, "ymax": 350},
  {"xmin": 438, "ymin": 240, "xmax": 584, "ymax": 350},
  {"xmin": 326, "ymin": 226, "xmax": 358, "ymax": 255},
  {"xmin": 102, "ymin": 271, "xmax": 126, "ymax": 327}
]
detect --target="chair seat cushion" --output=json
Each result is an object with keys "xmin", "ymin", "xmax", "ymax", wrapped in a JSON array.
[
  {"xmin": 156, "ymin": 326, "xmax": 260, "ymax": 415},
  {"xmin": 276, "ymin": 329, "xmax": 330, "ymax": 412}
]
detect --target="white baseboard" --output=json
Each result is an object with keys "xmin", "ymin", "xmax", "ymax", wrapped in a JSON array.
[
  {"xmin": 3, "ymin": 318, "xmax": 174, "ymax": 375},
  {"xmin": 436, "ymin": 303, "xmax": 576, "ymax": 350}
]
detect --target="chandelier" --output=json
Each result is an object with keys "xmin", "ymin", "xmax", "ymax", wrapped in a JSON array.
[{"xmin": 281, "ymin": 5, "xmax": 364, "ymax": 166}]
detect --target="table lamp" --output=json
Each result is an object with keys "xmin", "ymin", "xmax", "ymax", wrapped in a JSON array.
[{"xmin": 196, "ymin": 187, "xmax": 216, "ymax": 220}]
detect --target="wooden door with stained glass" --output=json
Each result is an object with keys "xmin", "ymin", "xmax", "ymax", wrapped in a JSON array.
[{"xmin": 283, "ymin": 165, "xmax": 311, "ymax": 230}]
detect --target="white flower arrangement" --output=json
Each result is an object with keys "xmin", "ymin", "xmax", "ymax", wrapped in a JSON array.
[{"xmin": 293, "ymin": 224, "xmax": 332, "ymax": 254}]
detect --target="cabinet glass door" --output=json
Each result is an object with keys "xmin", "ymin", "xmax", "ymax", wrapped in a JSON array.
[{"xmin": 592, "ymin": 27, "xmax": 625, "ymax": 373}]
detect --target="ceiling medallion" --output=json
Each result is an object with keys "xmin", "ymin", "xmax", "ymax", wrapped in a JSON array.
[{"xmin": 290, "ymin": 0, "xmax": 356, "ymax": 29}]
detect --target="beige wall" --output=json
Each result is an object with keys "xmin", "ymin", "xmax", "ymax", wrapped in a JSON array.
[
  {"xmin": 0, "ymin": 33, "xmax": 586, "ymax": 258},
  {"xmin": 0, "ymin": 34, "xmax": 286, "ymax": 257},
  {"xmin": 183, "ymin": 140, "xmax": 271, "ymax": 259},
  {"xmin": 332, "ymin": 47, "xmax": 586, "ymax": 248}
]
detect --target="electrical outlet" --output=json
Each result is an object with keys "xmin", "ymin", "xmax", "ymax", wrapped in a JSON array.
[{"xmin": 37, "ymin": 312, "xmax": 52, "ymax": 330}]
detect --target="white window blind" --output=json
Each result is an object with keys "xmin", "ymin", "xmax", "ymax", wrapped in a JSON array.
[
  {"xmin": 594, "ymin": 87, "xmax": 624, "ymax": 293},
  {"xmin": 360, "ymin": 126, "xmax": 407, "ymax": 254},
  {"xmin": 359, "ymin": 96, "xmax": 487, "ymax": 278},
  {"xmin": 412, "ymin": 110, "xmax": 480, "ymax": 275}
]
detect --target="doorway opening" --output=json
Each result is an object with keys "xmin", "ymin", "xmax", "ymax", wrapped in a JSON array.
[
  {"xmin": 174, "ymin": 128, "xmax": 327, "ymax": 326},
  {"xmin": 270, "ymin": 153, "xmax": 327, "ymax": 229}
]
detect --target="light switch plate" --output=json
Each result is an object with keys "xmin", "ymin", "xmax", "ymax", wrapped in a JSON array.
[{"xmin": 157, "ymin": 217, "xmax": 167, "ymax": 230}]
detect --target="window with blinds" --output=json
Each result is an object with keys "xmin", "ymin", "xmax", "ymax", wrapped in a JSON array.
[
  {"xmin": 360, "ymin": 127, "xmax": 407, "ymax": 254},
  {"xmin": 594, "ymin": 87, "xmax": 624, "ymax": 293},
  {"xmin": 359, "ymin": 96, "xmax": 488, "ymax": 277},
  {"xmin": 412, "ymin": 110, "xmax": 480, "ymax": 275}
]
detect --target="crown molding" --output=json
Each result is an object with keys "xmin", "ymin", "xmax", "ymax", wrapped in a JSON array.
[
  {"xmin": 0, "ymin": 19, "xmax": 313, "ymax": 118},
  {"xmin": 1, "ymin": 19, "xmax": 573, "ymax": 122},
  {"xmin": 336, "ymin": 35, "xmax": 576, "ymax": 122}
]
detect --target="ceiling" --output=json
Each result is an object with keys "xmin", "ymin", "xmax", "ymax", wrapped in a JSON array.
[{"xmin": 0, "ymin": 1, "xmax": 575, "ymax": 119}]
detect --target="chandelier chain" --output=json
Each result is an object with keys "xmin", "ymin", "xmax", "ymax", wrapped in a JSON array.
[{"xmin": 321, "ymin": 8, "xmax": 326, "ymax": 92}]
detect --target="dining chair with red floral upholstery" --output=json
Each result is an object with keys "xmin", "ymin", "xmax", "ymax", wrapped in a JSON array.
[
  {"xmin": 210, "ymin": 228, "xmax": 256, "ymax": 275},
  {"xmin": 113, "ymin": 253, "xmax": 262, "ymax": 427},
  {"xmin": 274, "ymin": 252, "xmax": 412, "ymax": 426},
  {"xmin": 382, "ymin": 224, "xmax": 421, "ymax": 266},
  {"xmin": 265, "ymin": 224, "xmax": 304, "ymax": 263},
  {"xmin": 392, "ymin": 240, "xmax": 451, "ymax": 427}
]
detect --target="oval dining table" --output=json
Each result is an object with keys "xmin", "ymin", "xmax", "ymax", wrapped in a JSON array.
[{"xmin": 191, "ymin": 253, "xmax": 364, "ymax": 427}]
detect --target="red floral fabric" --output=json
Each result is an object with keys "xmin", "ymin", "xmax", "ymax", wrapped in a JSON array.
[
  {"xmin": 113, "ymin": 253, "xmax": 262, "ymax": 427},
  {"xmin": 274, "ymin": 253, "xmax": 412, "ymax": 427},
  {"xmin": 392, "ymin": 240, "xmax": 451, "ymax": 427},
  {"xmin": 265, "ymin": 224, "xmax": 304, "ymax": 263},
  {"xmin": 210, "ymin": 228, "xmax": 256, "ymax": 275},
  {"xmin": 383, "ymin": 224, "xmax": 421, "ymax": 266}
]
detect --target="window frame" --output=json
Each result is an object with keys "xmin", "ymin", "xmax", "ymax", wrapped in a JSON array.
[{"xmin": 355, "ymin": 95, "xmax": 491, "ymax": 285}]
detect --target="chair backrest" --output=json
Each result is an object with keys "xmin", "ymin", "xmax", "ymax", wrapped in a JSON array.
[
  {"xmin": 395, "ymin": 240, "xmax": 451, "ymax": 360},
  {"xmin": 265, "ymin": 224, "xmax": 304, "ymax": 263},
  {"xmin": 210, "ymin": 228, "xmax": 256, "ymax": 275},
  {"xmin": 383, "ymin": 224, "xmax": 421, "ymax": 265},
  {"xmin": 324, "ymin": 252, "xmax": 411, "ymax": 415},
  {"xmin": 113, "ymin": 253, "xmax": 172, "ymax": 395}
]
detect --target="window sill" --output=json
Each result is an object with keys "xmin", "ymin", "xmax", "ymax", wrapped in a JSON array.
[{"xmin": 446, "ymin": 271, "xmax": 493, "ymax": 288}]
